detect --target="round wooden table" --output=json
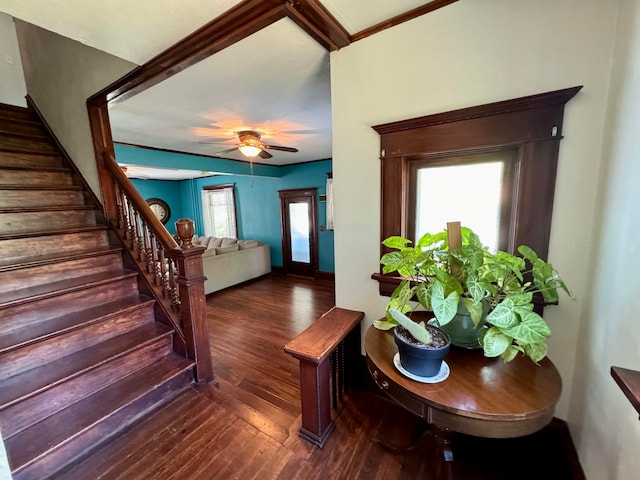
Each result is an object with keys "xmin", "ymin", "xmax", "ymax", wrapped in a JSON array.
[{"xmin": 365, "ymin": 326, "xmax": 562, "ymax": 440}]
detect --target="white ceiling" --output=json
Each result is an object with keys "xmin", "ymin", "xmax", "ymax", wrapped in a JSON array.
[
  {"xmin": 121, "ymin": 164, "xmax": 224, "ymax": 181},
  {"xmin": 109, "ymin": 18, "xmax": 333, "ymax": 166},
  {"xmin": 0, "ymin": 0, "xmax": 447, "ymax": 177}
]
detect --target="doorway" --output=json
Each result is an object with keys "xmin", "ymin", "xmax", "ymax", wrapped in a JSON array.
[{"xmin": 279, "ymin": 188, "xmax": 318, "ymax": 277}]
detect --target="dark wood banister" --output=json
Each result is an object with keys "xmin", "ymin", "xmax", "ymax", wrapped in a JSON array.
[
  {"xmin": 102, "ymin": 152, "xmax": 213, "ymax": 383},
  {"xmin": 104, "ymin": 153, "xmax": 178, "ymax": 249}
]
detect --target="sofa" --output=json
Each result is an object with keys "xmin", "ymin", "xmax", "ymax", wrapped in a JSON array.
[{"xmin": 194, "ymin": 236, "xmax": 271, "ymax": 294}]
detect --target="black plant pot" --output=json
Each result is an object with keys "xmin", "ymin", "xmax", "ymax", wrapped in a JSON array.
[{"xmin": 394, "ymin": 325, "xmax": 451, "ymax": 378}]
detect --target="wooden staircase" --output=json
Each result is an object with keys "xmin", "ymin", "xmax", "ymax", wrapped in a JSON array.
[{"xmin": 0, "ymin": 102, "xmax": 196, "ymax": 480}]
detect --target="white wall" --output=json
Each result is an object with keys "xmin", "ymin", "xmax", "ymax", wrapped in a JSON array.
[
  {"xmin": 0, "ymin": 13, "xmax": 27, "ymax": 106},
  {"xmin": 571, "ymin": 1, "xmax": 640, "ymax": 478},
  {"xmin": 330, "ymin": 0, "xmax": 636, "ymax": 477},
  {"xmin": 14, "ymin": 21, "xmax": 136, "ymax": 198}
]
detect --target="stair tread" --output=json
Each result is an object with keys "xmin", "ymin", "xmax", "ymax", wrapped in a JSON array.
[
  {"xmin": 0, "ymin": 295, "xmax": 155, "ymax": 354},
  {"xmin": 0, "ymin": 224, "xmax": 108, "ymax": 241},
  {"xmin": 0, "ymin": 185, "xmax": 83, "ymax": 192},
  {"xmin": 0, "ymin": 246, "xmax": 121, "ymax": 271},
  {"xmin": 6, "ymin": 354, "xmax": 194, "ymax": 471},
  {"xmin": 0, "ymin": 205, "xmax": 97, "ymax": 214},
  {"xmin": 0, "ymin": 149, "xmax": 61, "ymax": 158},
  {"xmin": 0, "ymin": 164, "xmax": 70, "ymax": 173},
  {"xmin": 0, "ymin": 104, "xmax": 36, "ymax": 119},
  {"xmin": 0, "ymin": 131, "xmax": 51, "ymax": 141},
  {"xmin": 0, "ymin": 318, "xmax": 168, "ymax": 410},
  {"xmin": 0, "ymin": 269, "xmax": 138, "ymax": 308}
]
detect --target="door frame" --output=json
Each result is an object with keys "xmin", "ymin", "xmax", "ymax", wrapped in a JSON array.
[{"xmin": 279, "ymin": 188, "xmax": 319, "ymax": 277}]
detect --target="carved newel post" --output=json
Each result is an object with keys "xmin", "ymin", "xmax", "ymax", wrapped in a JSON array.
[{"xmin": 172, "ymin": 218, "xmax": 213, "ymax": 383}]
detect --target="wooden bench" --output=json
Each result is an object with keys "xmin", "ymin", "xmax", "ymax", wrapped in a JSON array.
[{"xmin": 284, "ymin": 307, "xmax": 364, "ymax": 447}]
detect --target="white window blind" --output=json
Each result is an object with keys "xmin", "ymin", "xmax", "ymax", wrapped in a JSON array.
[{"xmin": 201, "ymin": 185, "xmax": 237, "ymax": 238}]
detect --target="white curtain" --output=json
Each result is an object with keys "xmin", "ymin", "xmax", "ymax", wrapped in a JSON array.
[
  {"xmin": 201, "ymin": 186, "xmax": 237, "ymax": 238},
  {"xmin": 326, "ymin": 176, "xmax": 334, "ymax": 231}
]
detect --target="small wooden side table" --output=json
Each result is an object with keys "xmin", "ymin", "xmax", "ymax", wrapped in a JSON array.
[{"xmin": 365, "ymin": 326, "xmax": 562, "ymax": 473}]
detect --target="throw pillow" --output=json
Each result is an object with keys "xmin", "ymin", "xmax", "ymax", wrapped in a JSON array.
[
  {"xmin": 221, "ymin": 237, "xmax": 237, "ymax": 247},
  {"xmin": 215, "ymin": 244, "xmax": 239, "ymax": 254},
  {"xmin": 238, "ymin": 239, "xmax": 260, "ymax": 250},
  {"xmin": 210, "ymin": 237, "xmax": 224, "ymax": 248}
]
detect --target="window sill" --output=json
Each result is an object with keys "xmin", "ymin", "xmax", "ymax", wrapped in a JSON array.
[{"xmin": 611, "ymin": 366, "xmax": 640, "ymax": 419}]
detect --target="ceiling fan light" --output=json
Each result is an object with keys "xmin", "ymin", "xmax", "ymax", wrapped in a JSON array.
[{"xmin": 238, "ymin": 143, "xmax": 262, "ymax": 157}]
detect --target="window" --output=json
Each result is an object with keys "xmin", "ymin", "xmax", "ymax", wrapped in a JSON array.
[
  {"xmin": 372, "ymin": 86, "xmax": 582, "ymax": 299},
  {"xmin": 202, "ymin": 184, "xmax": 237, "ymax": 238},
  {"xmin": 409, "ymin": 150, "xmax": 516, "ymax": 252}
]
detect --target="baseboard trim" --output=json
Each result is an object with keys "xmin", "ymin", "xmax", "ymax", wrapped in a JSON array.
[
  {"xmin": 316, "ymin": 271, "xmax": 335, "ymax": 281},
  {"xmin": 270, "ymin": 267, "xmax": 334, "ymax": 281}
]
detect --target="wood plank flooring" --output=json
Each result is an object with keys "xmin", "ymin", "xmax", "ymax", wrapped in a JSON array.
[{"xmin": 55, "ymin": 274, "xmax": 579, "ymax": 479}]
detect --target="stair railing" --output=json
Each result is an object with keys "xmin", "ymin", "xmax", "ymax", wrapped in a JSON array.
[{"xmin": 102, "ymin": 152, "xmax": 213, "ymax": 383}]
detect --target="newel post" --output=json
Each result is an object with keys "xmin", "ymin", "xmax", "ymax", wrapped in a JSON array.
[{"xmin": 172, "ymin": 219, "xmax": 213, "ymax": 383}]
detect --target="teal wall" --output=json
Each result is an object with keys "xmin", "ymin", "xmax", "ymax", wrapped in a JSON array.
[
  {"xmin": 118, "ymin": 145, "xmax": 334, "ymax": 272},
  {"xmin": 130, "ymin": 178, "xmax": 184, "ymax": 235}
]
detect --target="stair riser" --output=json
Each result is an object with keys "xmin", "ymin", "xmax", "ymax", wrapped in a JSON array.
[
  {"xmin": 0, "ymin": 301, "xmax": 154, "ymax": 378},
  {"xmin": 0, "ymin": 231, "xmax": 110, "ymax": 265},
  {"xmin": 0, "ymin": 106, "xmax": 37, "ymax": 123},
  {"xmin": 0, "ymin": 152, "xmax": 63, "ymax": 169},
  {"xmin": 0, "ymin": 252, "xmax": 123, "ymax": 291},
  {"xmin": 0, "ymin": 189, "xmax": 84, "ymax": 208},
  {"xmin": 0, "ymin": 135, "xmax": 57, "ymax": 153},
  {"xmin": 11, "ymin": 368, "xmax": 193, "ymax": 480},
  {"xmin": 0, "ymin": 169, "xmax": 72, "ymax": 186},
  {"xmin": 0, "ymin": 277, "xmax": 140, "ymax": 334},
  {"xmin": 0, "ymin": 209, "xmax": 97, "ymax": 234},
  {"xmin": 0, "ymin": 335, "xmax": 173, "ymax": 438},
  {"xmin": 0, "ymin": 119, "xmax": 47, "ymax": 138}
]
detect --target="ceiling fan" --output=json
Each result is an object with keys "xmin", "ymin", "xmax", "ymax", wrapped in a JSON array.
[{"xmin": 203, "ymin": 130, "xmax": 298, "ymax": 159}]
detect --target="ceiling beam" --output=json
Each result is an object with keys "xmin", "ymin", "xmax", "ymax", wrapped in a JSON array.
[
  {"xmin": 351, "ymin": 0, "xmax": 459, "ymax": 43},
  {"xmin": 284, "ymin": 0, "xmax": 350, "ymax": 51},
  {"xmin": 92, "ymin": 0, "xmax": 286, "ymax": 105}
]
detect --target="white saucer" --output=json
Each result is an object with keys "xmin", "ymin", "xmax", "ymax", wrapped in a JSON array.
[{"xmin": 393, "ymin": 353, "xmax": 450, "ymax": 383}]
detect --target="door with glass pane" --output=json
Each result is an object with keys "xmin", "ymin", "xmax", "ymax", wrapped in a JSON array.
[{"xmin": 279, "ymin": 188, "xmax": 318, "ymax": 277}]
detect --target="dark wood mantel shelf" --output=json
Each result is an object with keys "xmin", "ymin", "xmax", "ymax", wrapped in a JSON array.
[{"xmin": 611, "ymin": 366, "xmax": 640, "ymax": 418}]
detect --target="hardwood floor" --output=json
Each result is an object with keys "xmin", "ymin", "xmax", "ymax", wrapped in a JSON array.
[{"xmin": 57, "ymin": 274, "xmax": 579, "ymax": 479}]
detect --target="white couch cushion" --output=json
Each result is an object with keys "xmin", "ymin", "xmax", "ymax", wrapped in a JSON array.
[
  {"xmin": 215, "ymin": 244, "xmax": 239, "ymax": 254},
  {"xmin": 238, "ymin": 239, "xmax": 260, "ymax": 250},
  {"xmin": 221, "ymin": 237, "xmax": 237, "ymax": 247}
]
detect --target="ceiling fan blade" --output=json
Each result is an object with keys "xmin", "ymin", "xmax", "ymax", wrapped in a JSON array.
[
  {"xmin": 264, "ymin": 144, "xmax": 299, "ymax": 153},
  {"xmin": 213, "ymin": 147, "xmax": 240, "ymax": 156},
  {"xmin": 258, "ymin": 150, "xmax": 273, "ymax": 159}
]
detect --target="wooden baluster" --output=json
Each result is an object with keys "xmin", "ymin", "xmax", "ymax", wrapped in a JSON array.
[
  {"xmin": 133, "ymin": 210, "xmax": 144, "ymax": 261},
  {"xmin": 149, "ymin": 233, "xmax": 159, "ymax": 276},
  {"xmin": 126, "ymin": 198, "xmax": 135, "ymax": 244},
  {"xmin": 114, "ymin": 183, "xmax": 125, "ymax": 231},
  {"xmin": 169, "ymin": 258, "xmax": 181, "ymax": 312},
  {"xmin": 142, "ymin": 223, "xmax": 153, "ymax": 273},
  {"xmin": 156, "ymin": 249, "xmax": 169, "ymax": 290}
]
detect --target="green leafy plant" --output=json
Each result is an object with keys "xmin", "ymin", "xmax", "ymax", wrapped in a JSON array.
[{"xmin": 373, "ymin": 226, "xmax": 572, "ymax": 363}]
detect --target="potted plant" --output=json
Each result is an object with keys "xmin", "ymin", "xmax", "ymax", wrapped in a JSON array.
[
  {"xmin": 388, "ymin": 307, "xmax": 451, "ymax": 378},
  {"xmin": 374, "ymin": 223, "xmax": 571, "ymax": 364}
]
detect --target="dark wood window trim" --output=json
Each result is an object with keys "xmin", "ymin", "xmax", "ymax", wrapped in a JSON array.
[
  {"xmin": 202, "ymin": 183, "xmax": 236, "ymax": 191},
  {"xmin": 371, "ymin": 86, "xmax": 582, "ymax": 297}
]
